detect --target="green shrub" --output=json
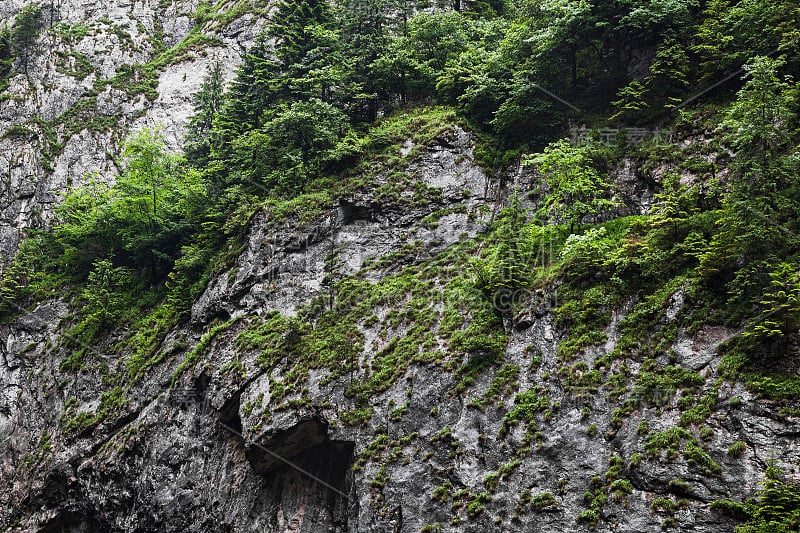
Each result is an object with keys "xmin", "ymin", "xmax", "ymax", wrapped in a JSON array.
[
  {"xmin": 467, "ymin": 492, "xmax": 491, "ymax": 518},
  {"xmin": 652, "ymin": 497, "xmax": 676, "ymax": 513},
  {"xmin": 628, "ymin": 453, "xmax": 643, "ymax": 468},
  {"xmin": 699, "ymin": 426, "xmax": 715, "ymax": 441},
  {"xmin": 531, "ymin": 491, "xmax": 557, "ymax": 511},
  {"xmin": 668, "ymin": 478, "xmax": 692, "ymax": 496},
  {"xmin": 728, "ymin": 440, "xmax": 747, "ymax": 458},
  {"xmin": 576, "ymin": 508, "xmax": 600, "ymax": 528},
  {"xmin": 709, "ymin": 499, "xmax": 749, "ymax": 520},
  {"xmin": 432, "ymin": 483, "xmax": 451, "ymax": 503}
]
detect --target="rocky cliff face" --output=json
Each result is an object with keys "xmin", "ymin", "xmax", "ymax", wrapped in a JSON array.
[
  {"xmin": 3, "ymin": 122, "xmax": 799, "ymax": 532},
  {"xmin": 1, "ymin": 3, "xmax": 799, "ymax": 533},
  {"xmin": 0, "ymin": 0, "xmax": 264, "ymax": 263}
]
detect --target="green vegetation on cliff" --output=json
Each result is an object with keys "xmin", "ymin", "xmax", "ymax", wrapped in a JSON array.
[{"xmin": 2, "ymin": 0, "xmax": 800, "ymax": 530}]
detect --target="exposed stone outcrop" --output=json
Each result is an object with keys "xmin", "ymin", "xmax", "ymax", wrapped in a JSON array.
[
  {"xmin": 1, "ymin": 122, "xmax": 798, "ymax": 532},
  {"xmin": 1, "ymin": 4, "xmax": 799, "ymax": 533},
  {"xmin": 0, "ymin": 0, "xmax": 265, "ymax": 265}
]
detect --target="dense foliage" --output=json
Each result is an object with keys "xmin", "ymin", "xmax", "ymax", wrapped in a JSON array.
[{"xmin": 1, "ymin": 0, "xmax": 800, "ymax": 529}]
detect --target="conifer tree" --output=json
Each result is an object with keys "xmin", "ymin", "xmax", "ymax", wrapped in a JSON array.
[
  {"xmin": 10, "ymin": 3, "xmax": 43, "ymax": 75},
  {"xmin": 184, "ymin": 61, "xmax": 224, "ymax": 166}
]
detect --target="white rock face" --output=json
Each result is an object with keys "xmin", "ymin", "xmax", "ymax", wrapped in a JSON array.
[{"xmin": 0, "ymin": 0, "xmax": 266, "ymax": 265}]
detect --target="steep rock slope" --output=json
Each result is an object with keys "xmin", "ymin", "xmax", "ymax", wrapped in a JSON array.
[
  {"xmin": 0, "ymin": 0, "xmax": 266, "ymax": 262},
  {"xmin": 2, "ymin": 121, "xmax": 799, "ymax": 532},
  {"xmin": 1, "ymin": 2, "xmax": 799, "ymax": 533}
]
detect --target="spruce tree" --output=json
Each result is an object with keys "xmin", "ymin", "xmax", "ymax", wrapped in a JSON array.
[
  {"xmin": 11, "ymin": 3, "xmax": 44, "ymax": 75},
  {"xmin": 184, "ymin": 61, "xmax": 224, "ymax": 166}
]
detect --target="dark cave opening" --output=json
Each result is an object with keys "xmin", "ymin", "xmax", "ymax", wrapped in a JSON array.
[
  {"xmin": 245, "ymin": 416, "xmax": 356, "ymax": 531},
  {"xmin": 40, "ymin": 511, "xmax": 101, "ymax": 533}
]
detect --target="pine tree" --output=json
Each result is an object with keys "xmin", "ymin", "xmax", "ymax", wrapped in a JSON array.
[
  {"xmin": 0, "ymin": 26, "xmax": 12, "ymax": 92},
  {"xmin": 11, "ymin": 3, "xmax": 44, "ymax": 75},
  {"xmin": 736, "ymin": 460, "xmax": 800, "ymax": 532},
  {"xmin": 265, "ymin": 0, "xmax": 349, "ymax": 105},
  {"xmin": 338, "ymin": 0, "xmax": 414, "ymax": 120},
  {"xmin": 611, "ymin": 32, "xmax": 690, "ymax": 123},
  {"xmin": 184, "ymin": 61, "xmax": 224, "ymax": 166},
  {"xmin": 212, "ymin": 0, "xmax": 342, "ymax": 159},
  {"xmin": 269, "ymin": 0, "xmax": 333, "ymax": 66},
  {"xmin": 722, "ymin": 56, "xmax": 796, "ymax": 176},
  {"xmin": 525, "ymin": 139, "xmax": 618, "ymax": 234},
  {"xmin": 700, "ymin": 57, "xmax": 800, "ymax": 309}
]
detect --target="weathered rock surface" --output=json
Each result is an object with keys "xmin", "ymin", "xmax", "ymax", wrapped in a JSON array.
[
  {"xmin": 0, "ymin": 0, "xmax": 264, "ymax": 265},
  {"xmin": 1, "ymin": 122, "xmax": 798, "ymax": 532},
  {"xmin": 1, "ymin": 4, "xmax": 799, "ymax": 533}
]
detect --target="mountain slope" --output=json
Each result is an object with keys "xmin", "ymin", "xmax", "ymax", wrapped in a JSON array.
[
  {"xmin": 0, "ymin": 0, "xmax": 265, "ymax": 262},
  {"xmin": 1, "ymin": 1, "xmax": 800, "ymax": 532}
]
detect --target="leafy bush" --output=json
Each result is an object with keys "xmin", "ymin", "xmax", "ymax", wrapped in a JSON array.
[
  {"xmin": 728, "ymin": 440, "xmax": 747, "ymax": 458},
  {"xmin": 668, "ymin": 478, "xmax": 692, "ymax": 496},
  {"xmin": 735, "ymin": 460, "xmax": 800, "ymax": 533},
  {"xmin": 531, "ymin": 491, "xmax": 557, "ymax": 511},
  {"xmin": 53, "ymin": 129, "xmax": 206, "ymax": 282},
  {"xmin": 525, "ymin": 140, "xmax": 618, "ymax": 234}
]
